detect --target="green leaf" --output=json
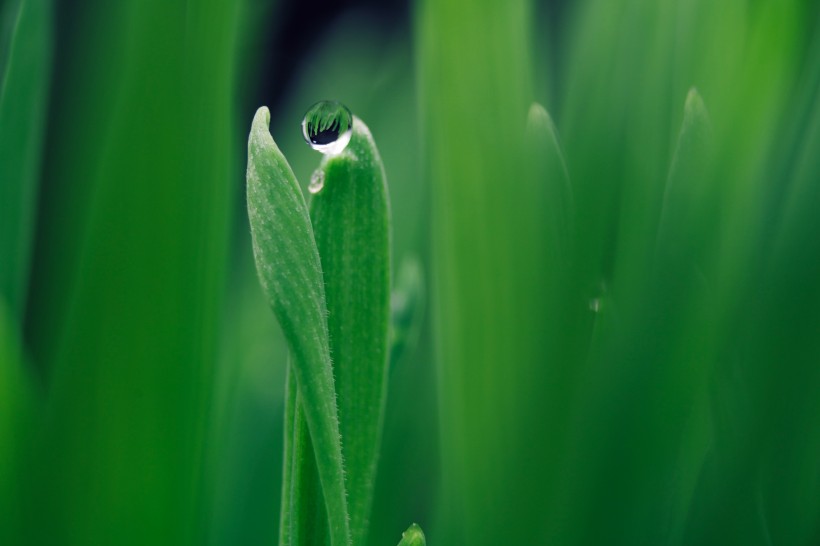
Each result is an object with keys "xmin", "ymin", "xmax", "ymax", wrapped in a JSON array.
[
  {"xmin": 246, "ymin": 106, "xmax": 350, "ymax": 546},
  {"xmin": 655, "ymin": 87, "xmax": 714, "ymax": 272},
  {"xmin": 396, "ymin": 523, "xmax": 426, "ymax": 546},
  {"xmin": 285, "ymin": 371, "xmax": 333, "ymax": 546},
  {"xmin": 310, "ymin": 116, "xmax": 391, "ymax": 546},
  {"xmin": 526, "ymin": 102, "xmax": 574, "ymax": 266},
  {"xmin": 279, "ymin": 114, "xmax": 392, "ymax": 546},
  {"xmin": 0, "ymin": 0, "xmax": 51, "ymax": 317},
  {"xmin": 419, "ymin": 2, "xmax": 552, "ymax": 543},
  {"xmin": 278, "ymin": 364, "xmax": 296, "ymax": 546},
  {"xmin": 643, "ymin": 90, "xmax": 715, "ymax": 546},
  {"xmin": 562, "ymin": 88, "xmax": 717, "ymax": 546}
]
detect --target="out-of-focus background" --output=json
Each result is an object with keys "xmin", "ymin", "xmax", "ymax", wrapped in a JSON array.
[{"xmin": 1, "ymin": 0, "xmax": 819, "ymax": 545}]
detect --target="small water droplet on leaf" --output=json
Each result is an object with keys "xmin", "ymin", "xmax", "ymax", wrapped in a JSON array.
[
  {"xmin": 301, "ymin": 100, "xmax": 353, "ymax": 155},
  {"xmin": 309, "ymin": 169, "xmax": 326, "ymax": 194}
]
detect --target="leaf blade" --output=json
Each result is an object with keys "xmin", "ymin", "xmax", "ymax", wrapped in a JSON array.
[
  {"xmin": 309, "ymin": 116, "xmax": 392, "ymax": 546},
  {"xmin": 246, "ymin": 106, "xmax": 351, "ymax": 546}
]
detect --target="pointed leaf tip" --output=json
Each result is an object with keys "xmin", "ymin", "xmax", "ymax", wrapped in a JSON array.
[
  {"xmin": 682, "ymin": 88, "xmax": 712, "ymax": 139},
  {"xmin": 397, "ymin": 523, "xmax": 426, "ymax": 546}
]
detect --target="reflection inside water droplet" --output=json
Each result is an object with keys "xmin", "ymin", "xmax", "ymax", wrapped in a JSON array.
[
  {"xmin": 308, "ymin": 169, "xmax": 325, "ymax": 194},
  {"xmin": 301, "ymin": 100, "xmax": 353, "ymax": 155}
]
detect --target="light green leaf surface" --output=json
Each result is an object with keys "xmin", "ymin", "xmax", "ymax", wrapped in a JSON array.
[
  {"xmin": 246, "ymin": 106, "xmax": 350, "ymax": 546},
  {"xmin": 279, "ymin": 115, "xmax": 392, "ymax": 546},
  {"xmin": 310, "ymin": 116, "xmax": 391, "ymax": 546},
  {"xmin": 281, "ymin": 112, "xmax": 390, "ymax": 545}
]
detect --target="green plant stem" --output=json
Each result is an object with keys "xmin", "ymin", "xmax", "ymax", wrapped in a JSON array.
[{"xmin": 279, "ymin": 364, "xmax": 327, "ymax": 546}]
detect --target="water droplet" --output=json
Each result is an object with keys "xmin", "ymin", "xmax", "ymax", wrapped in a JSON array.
[
  {"xmin": 589, "ymin": 298, "xmax": 601, "ymax": 313},
  {"xmin": 308, "ymin": 169, "xmax": 325, "ymax": 194},
  {"xmin": 301, "ymin": 100, "xmax": 353, "ymax": 155}
]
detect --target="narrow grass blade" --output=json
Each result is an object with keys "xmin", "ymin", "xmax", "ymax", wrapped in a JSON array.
[
  {"xmin": 551, "ymin": 87, "xmax": 719, "ymax": 546},
  {"xmin": 519, "ymin": 101, "xmax": 591, "ymax": 536},
  {"xmin": 246, "ymin": 106, "xmax": 350, "ymax": 546},
  {"xmin": 526, "ymin": 102, "xmax": 573, "ymax": 266},
  {"xmin": 309, "ymin": 116, "xmax": 391, "ymax": 546},
  {"xmin": 0, "ymin": 0, "xmax": 51, "ymax": 317},
  {"xmin": 389, "ymin": 256, "xmax": 424, "ymax": 370},
  {"xmin": 0, "ymin": 301, "xmax": 32, "ymax": 543},
  {"xmin": 655, "ymin": 88, "xmax": 714, "ymax": 272},
  {"xmin": 419, "ymin": 0, "xmax": 569, "ymax": 543},
  {"xmin": 396, "ymin": 523, "xmax": 426, "ymax": 546}
]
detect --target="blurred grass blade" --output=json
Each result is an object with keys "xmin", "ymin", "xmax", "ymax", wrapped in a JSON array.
[
  {"xmin": 21, "ymin": 3, "xmax": 241, "ymax": 544},
  {"xmin": 19, "ymin": 4, "xmax": 242, "ymax": 546},
  {"xmin": 246, "ymin": 106, "xmax": 350, "ymax": 546},
  {"xmin": 0, "ymin": 301, "xmax": 32, "ymax": 543},
  {"xmin": 551, "ymin": 88, "xmax": 718, "ymax": 546},
  {"xmin": 526, "ymin": 102, "xmax": 574, "ymax": 266},
  {"xmin": 652, "ymin": 88, "xmax": 715, "ymax": 545},
  {"xmin": 0, "ymin": 0, "xmax": 51, "ymax": 317},
  {"xmin": 419, "ymin": 0, "xmax": 561, "ymax": 543},
  {"xmin": 389, "ymin": 256, "xmax": 424, "ymax": 370},
  {"xmin": 309, "ymin": 116, "xmax": 391, "ymax": 546},
  {"xmin": 396, "ymin": 523, "xmax": 426, "ymax": 546},
  {"xmin": 655, "ymin": 88, "xmax": 714, "ymax": 270},
  {"xmin": 750, "ymin": 69, "xmax": 820, "ymax": 546}
]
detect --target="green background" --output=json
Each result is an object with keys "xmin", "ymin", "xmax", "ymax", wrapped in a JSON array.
[{"xmin": 1, "ymin": 0, "xmax": 818, "ymax": 544}]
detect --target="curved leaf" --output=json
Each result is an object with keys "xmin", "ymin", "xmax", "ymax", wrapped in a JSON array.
[{"xmin": 246, "ymin": 106, "xmax": 350, "ymax": 546}]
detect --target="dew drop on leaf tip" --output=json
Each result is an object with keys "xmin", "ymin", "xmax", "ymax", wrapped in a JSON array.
[{"xmin": 301, "ymin": 100, "xmax": 353, "ymax": 156}]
